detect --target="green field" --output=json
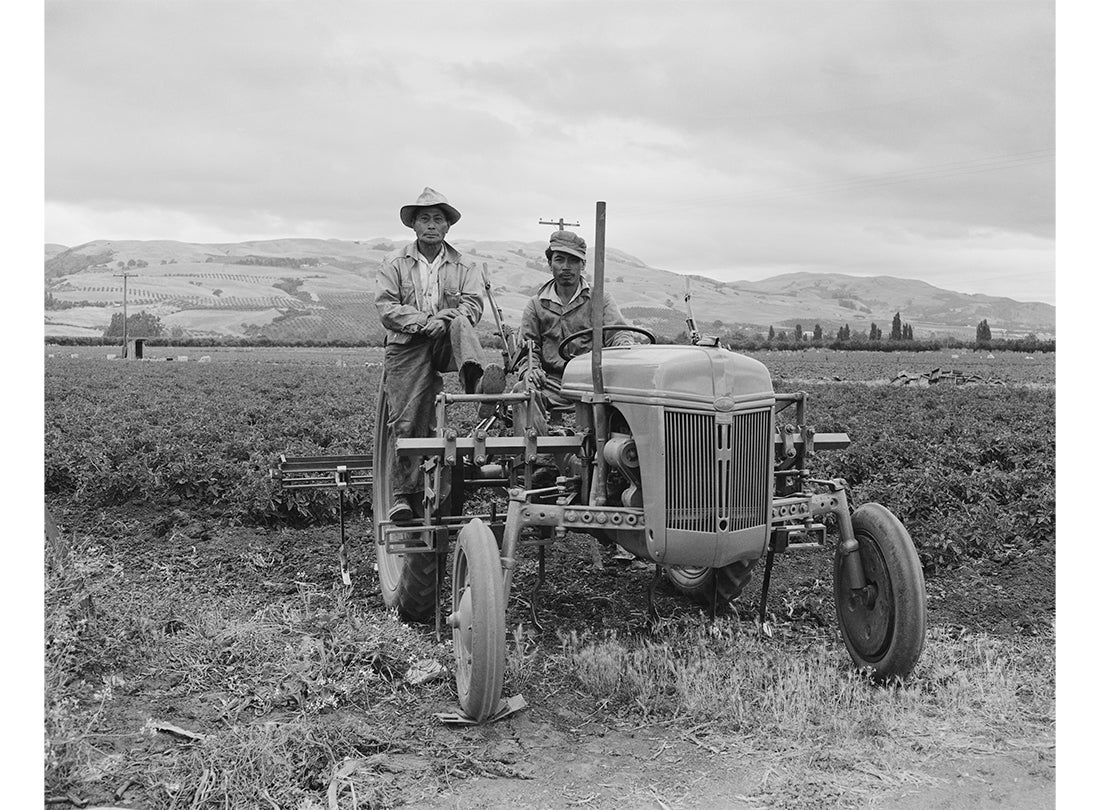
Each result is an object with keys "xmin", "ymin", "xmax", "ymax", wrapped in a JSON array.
[{"xmin": 44, "ymin": 348, "xmax": 1055, "ymax": 808}]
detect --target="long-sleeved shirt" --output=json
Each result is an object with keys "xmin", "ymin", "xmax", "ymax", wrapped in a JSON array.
[
  {"xmin": 520, "ymin": 277, "xmax": 634, "ymax": 377},
  {"xmin": 375, "ymin": 241, "xmax": 484, "ymax": 345}
]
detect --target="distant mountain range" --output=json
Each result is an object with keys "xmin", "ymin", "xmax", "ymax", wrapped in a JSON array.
[{"xmin": 44, "ymin": 238, "xmax": 1055, "ymax": 341}]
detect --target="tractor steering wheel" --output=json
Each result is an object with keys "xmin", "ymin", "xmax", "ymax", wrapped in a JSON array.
[{"xmin": 557, "ymin": 325, "xmax": 657, "ymax": 361}]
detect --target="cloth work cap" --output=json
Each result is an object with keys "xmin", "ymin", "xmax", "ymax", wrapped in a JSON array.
[
  {"xmin": 545, "ymin": 230, "xmax": 586, "ymax": 261},
  {"xmin": 400, "ymin": 187, "xmax": 462, "ymax": 228}
]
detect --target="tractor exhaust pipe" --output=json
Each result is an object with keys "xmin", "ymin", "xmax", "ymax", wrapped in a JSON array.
[{"xmin": 590, "ymin": 201, "xmax": 610, "ymax": 506}]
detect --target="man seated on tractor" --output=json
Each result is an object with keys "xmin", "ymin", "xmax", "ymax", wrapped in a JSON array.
[
  {"xmin": 517, "ymin": 229, "xmax": 635, "ymax": 432},
  {"xmin": 375, "ymin": 187, "xmax": 506, "ymax": 523},
  {"xmin": 514, "ymin": 230, "xmax": 636, "ymax": 498}
]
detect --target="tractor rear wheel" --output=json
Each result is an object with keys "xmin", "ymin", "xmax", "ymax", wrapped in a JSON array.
[
  {"xmin": 373, "ymin": 382, "xmax": 438, "ymax": 622},
  {"xmin": 666, "ymin": 560, "xmax": 756, "ymax": 607},
  {"xmin": 834, "ymin": 503, "xmax": 926, "ymax": 680},
  {"xmin": 450, "ymin": 519, "xmax": 506, "ymax": 723}
]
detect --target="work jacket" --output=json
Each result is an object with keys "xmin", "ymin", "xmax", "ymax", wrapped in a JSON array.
[
  {"xmin": 521, "ymin": 278, "xmax": 634, "ymax": 377},
  {"xmin": 375, "ymin": 241, "xmax": 484, "ymax": 345}
]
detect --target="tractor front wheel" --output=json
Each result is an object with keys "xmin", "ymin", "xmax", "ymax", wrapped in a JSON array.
[
  {"xmin": 834, "ymin": 503, "xmax": 926, "ymax": 680},
  {"xmin": 666, "ymin": 560, "xmax": 756, "ymax": 608},
  {"xmin": 450, "ymin": 519, "xmax": 506, "ymax": 723}
]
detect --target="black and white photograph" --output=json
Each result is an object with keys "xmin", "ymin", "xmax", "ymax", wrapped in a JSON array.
[{"xmin": 36, "ymin": 1, "xmax": 1067, "ymax": 807}]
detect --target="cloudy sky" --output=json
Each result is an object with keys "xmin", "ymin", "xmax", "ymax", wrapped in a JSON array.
[{"xmin": 43, "ymin": 0, "xmax": 1055, "ymax": 304}]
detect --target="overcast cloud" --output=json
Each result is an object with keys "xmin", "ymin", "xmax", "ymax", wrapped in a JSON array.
[{"xmin": 44, "ymin": 0, "xmax": 1055, "ymax": 304}]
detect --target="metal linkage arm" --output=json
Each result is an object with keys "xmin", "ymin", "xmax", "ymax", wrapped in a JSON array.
[
  {"xmin": 773, "ymin": 432, "xmax": 849, "ymax": 454},
  {"xmin": 395, "ymin": 435, "xmax": 583, "ymax": 458}
]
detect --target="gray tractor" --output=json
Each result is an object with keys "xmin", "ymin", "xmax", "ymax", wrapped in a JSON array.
[{"xmin": 366, "ymin": 202, "xmax": 927, "ymax": 722}]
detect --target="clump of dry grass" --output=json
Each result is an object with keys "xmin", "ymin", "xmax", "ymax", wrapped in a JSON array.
[
  {"xmin": 140, "ymin": 715, "xmax": 411, "ymax": 809},
  {"xmin": 560, "ymin": 616, "xmax": 1053, "ymax": 808},
  {"xmin": 45, "ymin": 518, "xmax": 128, "ymax": 791},
  {"xmin": 168, "ymin": 594, "xmax": 443, "ymax": 720},
  {"xmin": 561, "ymin": 615, "xmax": 1053, "ymax": 750},
  {"xmin": 44, "ymin": 514, "xmax": 454, "ymax": 807}
]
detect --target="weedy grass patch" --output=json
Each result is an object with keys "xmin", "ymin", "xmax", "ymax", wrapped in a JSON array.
[
  {"xmin": 563, "ymin": 617, "xmax": 1053, "ymax": 738},
  {"xmin": 44, "ymin": 516, "xmax": 466, "ymax": 808},
  {"xmin": 560, "ymin": 615, "xmax": 1054, "ymax": 806}
]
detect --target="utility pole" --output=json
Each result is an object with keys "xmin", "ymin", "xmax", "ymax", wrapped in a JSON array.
[
  {"xmin": 538, "ymin": 217, "xmax": 580, "ymax": 232},
  {"xmin": 114, "ymin": 270, "xmax": 134, "ymax": 358}
]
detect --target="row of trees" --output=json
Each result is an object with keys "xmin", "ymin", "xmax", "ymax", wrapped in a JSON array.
[
  {"xmin": 671, "ymin": 308, "xmax": 1051, "ymax": 352},
  {"xmin": 764, "ymin": 311, "xmax": 916, "ymax": 344},
  {"xmin": 102, "ymin": 311, "xmax": 164, "ymax": 339},
  {"xmin": 758, "ymin": 313, "xmax": 1028, "ymax": 347}
]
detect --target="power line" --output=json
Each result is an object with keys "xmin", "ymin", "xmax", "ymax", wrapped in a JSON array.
[{"xmin": 538, "ymin": 217, "xmax": 580, "ymax": 231}]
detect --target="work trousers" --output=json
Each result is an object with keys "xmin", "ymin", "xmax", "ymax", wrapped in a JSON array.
[{"xmin": 383, "ymin": 317, "xmax": 488, "ymax": 496}]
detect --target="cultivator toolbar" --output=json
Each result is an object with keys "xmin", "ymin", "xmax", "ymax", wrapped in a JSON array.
[{"xmin": 272, "ymin": 454, "xmax": 373, "ymax": 585}]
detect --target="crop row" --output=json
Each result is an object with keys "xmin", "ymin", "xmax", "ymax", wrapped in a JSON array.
[
  {"xmin": 777, "ymin": 381, "xmax": 1055, "ymax": 572},
  {"xmin": 44, "ymin": 356, "xmax": 1054, "ymax": 572},
  {"xmin": 45, "ymin": 359, "xmax": 384, "ymax": 526}
]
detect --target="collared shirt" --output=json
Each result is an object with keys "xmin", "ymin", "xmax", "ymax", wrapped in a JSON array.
[
  {"xmin": 521, "ymin": 276, "xmax": 634, "ymax": 376},
  {"xmin": 414, "ymin": 245, "xmax": 447, "ymax": 315},
  {"xmin": 551, "ymin": 282, "xmax": 583, "ymax": 308},
  {"xmin": 375, "ymin": 240, "xmax": 485, "ymax": 345}
]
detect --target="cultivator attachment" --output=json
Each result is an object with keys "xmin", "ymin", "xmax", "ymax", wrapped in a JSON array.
[{"xmin": 272, "ymin": 454, "xmax": 373, "ymax": 585}]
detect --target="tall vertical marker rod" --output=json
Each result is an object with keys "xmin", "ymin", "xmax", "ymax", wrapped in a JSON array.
[
  {"xmin": 590, "ymin": 201, "xmax": 610, "ymax": 507},
  {"xmin": 114, "ymin": 271, "xmax": 133, "ymax": 358},
  {"xmin": 590, "ymin": 201, "xmax": 607, "ymax": 395}
]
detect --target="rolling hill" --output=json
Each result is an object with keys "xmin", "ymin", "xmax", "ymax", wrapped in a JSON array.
[{"xmin": 44, "ymin": 237, "xmax": 1055, "ymax": 342}]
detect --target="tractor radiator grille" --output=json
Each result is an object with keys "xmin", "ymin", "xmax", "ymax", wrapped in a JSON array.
[{"xmin": 664, "ymin": 409, "xmax": 771, "ymax": 532}]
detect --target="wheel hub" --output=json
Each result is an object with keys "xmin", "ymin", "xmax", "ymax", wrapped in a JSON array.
[
  {"xmin": 455, "ymin": 586, "xmax": 474, "ymax": 659},
  {"xmin": 840, "ymin": 538, "xmax": 893, "ymax": 659}
]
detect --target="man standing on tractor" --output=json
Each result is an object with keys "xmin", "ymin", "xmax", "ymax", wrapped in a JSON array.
[
  {"xmin": 517, "ymin": 229, "xmax": 635, "ymax": 434},
  {"xmin": 375, "ymin": 187, "xmax": 506, "ymax": 523}
]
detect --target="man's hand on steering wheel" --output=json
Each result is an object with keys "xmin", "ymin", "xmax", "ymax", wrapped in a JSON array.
[{"xmin": 557, "ymin": 324, "xmax": 657, "ymax": 361}]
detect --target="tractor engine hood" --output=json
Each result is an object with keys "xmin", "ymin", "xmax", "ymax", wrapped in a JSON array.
[{"xmin": 559, "ymin": 344, "xmax": 774, "ymax": 410}]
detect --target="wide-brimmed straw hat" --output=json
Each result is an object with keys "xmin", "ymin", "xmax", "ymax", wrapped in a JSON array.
[{"xmin": 399, "ymin": 187, "xmax": 462, "ymax": 228}]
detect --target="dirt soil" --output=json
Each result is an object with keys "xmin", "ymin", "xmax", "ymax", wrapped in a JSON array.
[{"xmin": 47, "ymin": 504, "xmax": 1055, "ymax": 809}]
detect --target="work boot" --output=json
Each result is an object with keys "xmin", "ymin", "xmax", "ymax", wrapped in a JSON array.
[
  {"xmin": 387, "ymin": 496, "xmax": 413, "ymax": 523},
  {"xmin": 475, "ymin": 363, "xmax": 506, "ymax": 418}
]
